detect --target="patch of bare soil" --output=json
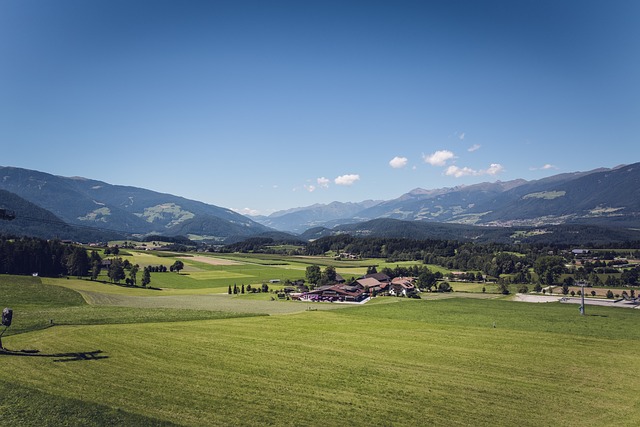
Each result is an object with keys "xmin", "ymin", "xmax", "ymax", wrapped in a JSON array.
[{"xmin": 180, "ymin": 256, "xmax": 242, "ymax": 266}]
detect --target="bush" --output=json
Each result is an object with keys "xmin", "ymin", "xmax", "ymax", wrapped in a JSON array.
[
  {"xmin": 518, "ymin": 285, "xmax": 529, "ymax": 294},
  {"xmin": 437, "ymin": 282, "xmax": 452, "ymax": 293},
  {"xmin": 606, "ymin": 290, "xmax": 614, "ymax": 299}
]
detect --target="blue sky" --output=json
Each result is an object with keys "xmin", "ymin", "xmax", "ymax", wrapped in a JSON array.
[{"xmin": 1, "ymin": 0, "xmax": 638, "ymax": 216}]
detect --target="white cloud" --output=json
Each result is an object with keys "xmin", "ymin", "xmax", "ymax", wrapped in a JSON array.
[
  {"xmin": 304, "ymin": 184, "xmax": 316, "ymax": 192},
  {"xmin": 424, "ymin": 150, "xmax": 455, "ymax": 166},
  {"xmin": 445, "ymin": 163, "xmax": 505, "ymax": 178},
  {"xmin": 445, "ymin": 165, "xmax": 477, "ymax": 178},
  {"xmin": 485, "ymin": 163, "xmax": 504, "ymax": 175},
  {"xmin": 530, "ymin": 163, "xmax": 557, "ymax": 171},
  {"xmin": 317, "ymin": 177, "xmax": 330, "ymax": 188},
  {"xmin": 334, "ymin": 174, "xmax": 360, "ymax": 186},
  {"xmin": 467, "ymin": 144, "xmax": 481, "ymax": 152},
  {"xmin": 458, "ymin": 132, "xmax": 465, "ymax": 141},
  {"xmin": 389, "ymin": 156, "xmax": 408, "ymax": 169}
]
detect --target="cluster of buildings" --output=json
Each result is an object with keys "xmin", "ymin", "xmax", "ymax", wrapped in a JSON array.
[{"xmin": 290, "ymin": 272, "xmax": 418, "ymax": 304}]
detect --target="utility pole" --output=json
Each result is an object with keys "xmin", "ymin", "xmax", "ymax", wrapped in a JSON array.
[{"xmin": 578, "ymin": 281, "xmax": 586, "ymax": 315}]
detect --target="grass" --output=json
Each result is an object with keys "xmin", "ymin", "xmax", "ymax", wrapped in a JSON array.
[
  {"xmin": 2, "ymin": 300, "xmax": 639, "ymax": 426},
  {"xmin": 5, "ymin": 251, "xmax": 640, "ymax": 426},
  {"xmin": 0, "ymin": 275, "xmax": 264, "ymax": 337},
  {"xmin": 3, "ymin": 269, "xmax": 640, "ymax": 426}
]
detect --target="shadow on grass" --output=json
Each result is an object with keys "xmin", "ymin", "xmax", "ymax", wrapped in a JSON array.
[{"xmin": 0, "ymin": 348, "xmax": 108, "ymax": 362}]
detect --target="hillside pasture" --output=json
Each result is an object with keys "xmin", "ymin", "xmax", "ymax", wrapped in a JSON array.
[{"xmin": 1, "ymin": 296, "xmax": 639, "ymax": 426}]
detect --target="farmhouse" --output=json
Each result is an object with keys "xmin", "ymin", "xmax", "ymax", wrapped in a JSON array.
[
  {"xmin": 299, "ymin": 282, "xmax": 367, "ymax": 303},
  {"xmin": 363, "ymin": 272, "xmax": 391, "ymax": 283},
  {"xmin": 355, "ymin": 277, "xmax": 388, "ymax": 294},
  {"xmin": 388, "ymin": 277, "xmax": 418, "ymax": 297}
]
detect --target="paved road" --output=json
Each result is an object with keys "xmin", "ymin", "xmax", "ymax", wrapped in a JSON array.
[{"xmin": 513, "ymin": 293, "xmax": 640, "ymax": 309}]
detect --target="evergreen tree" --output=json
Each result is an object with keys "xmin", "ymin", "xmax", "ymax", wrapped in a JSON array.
[
  {"xmin": 142, "ymin": 267, "xmax": 151, "ymax": 287},
  {"xmin": 66, "ymin": 246, "xmax": 90, "ymax": 277},
  {"xmin": 90, "ymin": 260, "xmax": 101, "ymax": 281},
  {"xmin": 129, "ymin": 264, "xmax": 139, "ymax": 286}
]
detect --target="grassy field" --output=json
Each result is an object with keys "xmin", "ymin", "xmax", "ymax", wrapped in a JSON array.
[
  {"xmin": 2, "ymin": 272, "xmax": 640, "ymax": 426},
  {"xmin": 105, "ymin": 251, "xmax": 397, "ymax": 291}
]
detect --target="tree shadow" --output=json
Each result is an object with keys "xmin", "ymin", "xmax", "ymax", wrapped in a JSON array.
[{"xmin": 0, "ymin": 348, "xmax": 108, "ymax": 362}]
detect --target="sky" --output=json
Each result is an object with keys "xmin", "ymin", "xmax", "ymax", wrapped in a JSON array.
[{"xmin": 1, "ymin": 0, "xmax": 639, "ymax": 216}]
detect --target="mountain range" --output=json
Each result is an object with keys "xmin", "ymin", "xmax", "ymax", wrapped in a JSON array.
[
  {"xmin": 253, "ymin": 163, "xmax": 640, "ymax": 232},
  {"xmin": 1, "ymin": 163, "xmax": 639, "ymax": 244},
  {"xmin": 0, "ymin": 166, "xmax": 269, "ymax": 242}
]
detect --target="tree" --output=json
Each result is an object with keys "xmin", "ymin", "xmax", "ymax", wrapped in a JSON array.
[
  {"xmin": 66, "ymin": 246, "xmax": 90, "ymax": 278},
  {"xmin": 321, "ymin": 265, "xmax": 337, "ymax": 285},
  {"xmin": 437, "ymin": 281, "xmax": 452, "ymax": 292},
  {"xmin": 417, "ymin": 269, "xmax": 436, "ymax": 291},
  {"xmin": 534, "ymin": 256, "xmax": 566, "ymax": 285},
  {"xmin": 108, "ymin": 258, "xmax": 126, "ymax": 284},
  {"xmin": 228, "ymin": 285, "xmax": 232, "ymax": 294},
  {"xmin": 366, "ymin": 265, "xmax": 378, "ymax": 275},
  {"xmin": 241, "ymin": 284, "xmax": 245, "ymax": 294},
  {"xmin": 141, "ymin": 267, "xmax": 151, "ymax": 287},
  {"xmin": 171, "ymin": 260, "xmax": 184, "ymax": 274},
  {"xmin": 129, "ymin": 264, "xmax": 139, "ymax": 286},
  {"xmin": 90, "ymin": 260, "xmax": 101, "ymax": 281},
  {"xmin": 305, "ymin": 265, "xmax": 321, "ymax": 287},
  {"xmin": 497, "ymin": 280, "xmax": 510, "ymax": 295},
  {"xmin": 606, "ymin": 290, "xmax": 614, "ymax": 299},
  {"xmin": 518, "ymin": 285, "xmax": 529, "ymax": 294}
]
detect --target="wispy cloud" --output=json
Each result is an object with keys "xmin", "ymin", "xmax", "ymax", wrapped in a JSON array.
[
  {"xmin": 445, "ymin": 163, "xmax": 505, "ymax": 178},
  {"xmin": 467, "ymin": 144, "xmax": 481, "ymax": 152},
  {"xmin": 389, "ymin": 156, "xmax": 408, "ymax": 169},
  {"xmin": 529, "ymin": 163, "xmax": 557, "ymax": 171},
  {"xmin": 334, "ymin": 174, "xmax": 360, "ymax": 186},
  {"xmin": 304, "ymin": 184, "xmax": 316, "ymax": 192},
  {"xmin": 424, "ymin": 150, "xmax": 455, "ymax": 166},
  {"xmin": 317, "ymin": 177, "xmax": 330, "ymax": 188},
  {"xmin": 458, "ymin": 132, "xmax": 465, "ymax": 141}
]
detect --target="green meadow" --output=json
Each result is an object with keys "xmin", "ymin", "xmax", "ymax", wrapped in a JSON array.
[{"xmin": 1, "ymin": 265, "xmax": 640, "ymax": 426}]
